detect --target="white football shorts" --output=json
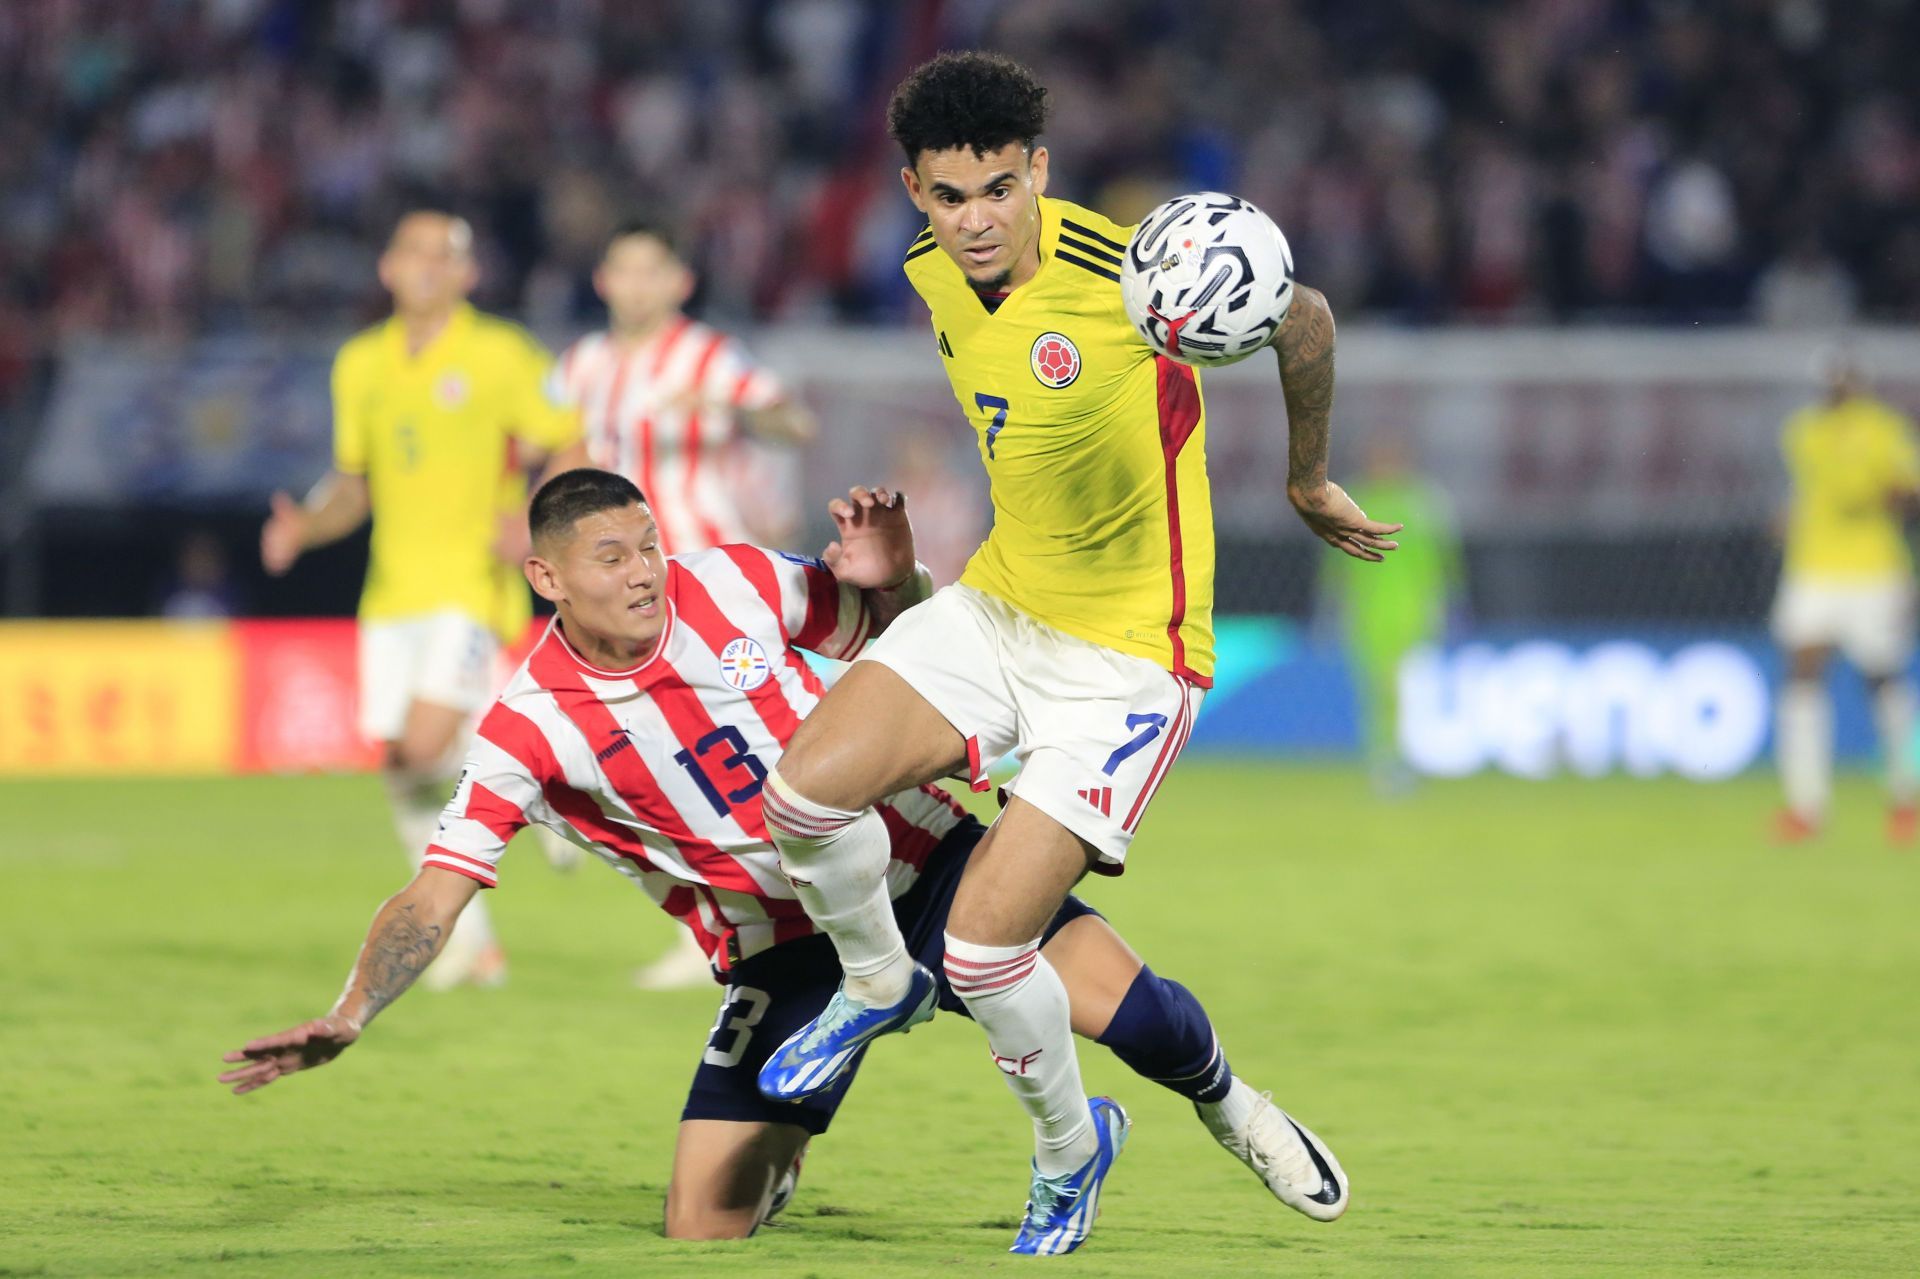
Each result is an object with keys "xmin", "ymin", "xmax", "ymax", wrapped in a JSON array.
[
  {"xmin": 357, "ymin": 610, "xmax": 500, "ymax": 743},
  {"xmin": 1771, "ymin": 574, "xmax": 1916, "ymax": 675},
  {"xmin": 858, "ymin": 583, "xmax": 1204, "ymax": 870}
]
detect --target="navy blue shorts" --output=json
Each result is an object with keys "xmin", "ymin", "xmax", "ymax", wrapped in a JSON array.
[{"xmin": 680, "ymin": 815, "xmax": 1102, "ymax": 1135}]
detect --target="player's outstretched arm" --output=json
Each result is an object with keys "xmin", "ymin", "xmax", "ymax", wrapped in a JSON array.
[
  {"xmin": 742, "ymin": 398, "xmax": 818, "ymax": 444},
  {"xmin": 1271, "ymin": 286, "xmax": 1403, "ymax": 563},
  {"xmin": 821, "ymin": 485, "xmax": 933, "ymax": 634},
  {"xmin": 260, "ymin": 470, "xmax": 372, "ymax": 575},
  {"xmin": 217, "ymin": 868, "xmax": 477, "ymax": 1095}
]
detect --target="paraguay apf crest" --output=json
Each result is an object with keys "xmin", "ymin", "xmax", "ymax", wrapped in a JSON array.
[{"xmin": 719, "ymin": 637, "xmax": 772, "ymax": 691}]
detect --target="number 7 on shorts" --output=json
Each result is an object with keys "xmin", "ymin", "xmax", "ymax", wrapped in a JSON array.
[{"xmin": 1102, "ymin": 712, "xmax": 1168, "ymax": 777}]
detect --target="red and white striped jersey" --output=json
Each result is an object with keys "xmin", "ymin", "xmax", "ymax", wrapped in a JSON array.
[
  {"xmin": 551, "ymin": 318, "xmax": 786, "ymax": 555},
  {"xmin": 424, "ymin": 545, "xmax": 967, "ymax": 973}
]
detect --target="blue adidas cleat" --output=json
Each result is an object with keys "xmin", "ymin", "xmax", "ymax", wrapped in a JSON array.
[
  {"xmin": 1009, "ymin": 1096, "xmax": 1130, "ymax": 1256},
  {"xmin": 756, "ymin": 963, "xmax": 938, "ymax": 1101}
]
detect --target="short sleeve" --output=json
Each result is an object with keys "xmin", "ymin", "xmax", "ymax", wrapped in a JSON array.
[
  {"xmin": 331, "ymin": 346, "xmax": 368, "ymax": 475},
  {"xmin": 702, "ymin": 337, "xmax": 785, "ymax": 411},
  {"xmin": 421, "ymin": 706, "xmax": 550, "ymax": 888},
  {"xmin": 718, "ymin": 545, "xmax": 872, "ymax": 659},
  {"xmin": 506, "ymin": 330, "xmax": 584, "ymax": 453}
]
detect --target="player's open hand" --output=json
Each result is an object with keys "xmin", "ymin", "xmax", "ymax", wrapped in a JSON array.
[
  {"xmin": 822, "ymin": 485, "xmax": 915, "ymax": 590},
  {"xmin": 218, "ymin": 1014, "xmax": 361, "ymax": 1095},
  {"xmin": 260, "ymin": 491, "xmax": 306, "ymax": 576},
  {"xmin": 1289, "ymin": 480, "xmax": 1403, "ymax": 562}
]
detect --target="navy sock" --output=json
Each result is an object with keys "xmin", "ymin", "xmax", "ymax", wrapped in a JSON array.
[{"xmin": 1095, "ymin": 966, "xmax": 1233, "ymax": 1104}]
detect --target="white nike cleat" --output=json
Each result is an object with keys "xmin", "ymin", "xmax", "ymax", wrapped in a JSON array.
[{"xmin": 1197, "ymin": 1081, "xmax": 1349, "ymax": 1221}]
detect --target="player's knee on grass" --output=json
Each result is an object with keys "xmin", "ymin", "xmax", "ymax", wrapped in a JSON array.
[
  {"xmin": 665, "ymin": 1120, "xmax": 805, "ymax": 1240},
  {"xmin": 662, "ymin": 1196, "xmax": 758, "ymax": 1241}
]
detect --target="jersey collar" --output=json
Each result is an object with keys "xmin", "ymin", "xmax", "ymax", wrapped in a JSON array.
[
  {"xmin": 383, "ymin": 302, "xmax": 476, "ymax": 364},
  {"xmin": 541, "ymin": 605, "xmax": 677, "ymax": 685},
  {"xmin": 969, "ymin": 196, "xmax": 1058, "ymax": 316}
]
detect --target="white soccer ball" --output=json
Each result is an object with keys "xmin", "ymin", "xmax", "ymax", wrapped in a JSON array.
[{"xmin": 1121, "ymin": 192, "xmax": 1295, "ymax": 367}]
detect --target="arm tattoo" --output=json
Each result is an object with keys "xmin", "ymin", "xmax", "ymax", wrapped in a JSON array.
[
  {"xmin": 1277, "ymin": 286, "xmax": 1337, "ymax": 492},
  {"xmin": 357, "ymin": 902, "xmax": 444, "ymax": 1023}
]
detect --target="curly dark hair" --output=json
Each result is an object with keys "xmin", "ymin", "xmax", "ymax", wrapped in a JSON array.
[{"xmin": 886, "ymin": 51, "xmax": 1049, "ymax": 166}]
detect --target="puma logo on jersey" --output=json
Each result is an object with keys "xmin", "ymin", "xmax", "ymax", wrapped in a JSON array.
[{"xmin": 597, "ymin": 727, "xmax": 634, "ymax": 762}]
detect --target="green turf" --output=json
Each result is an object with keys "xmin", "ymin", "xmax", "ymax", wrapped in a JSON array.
[{"xmin": 2, "ymin": 764, "xmax": 1917, "ymax": 1277}]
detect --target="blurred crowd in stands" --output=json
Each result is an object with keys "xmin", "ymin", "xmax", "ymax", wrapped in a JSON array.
[{"xmin": 0, "ymin": 0, "xmax": 1915, "ymax": 369}]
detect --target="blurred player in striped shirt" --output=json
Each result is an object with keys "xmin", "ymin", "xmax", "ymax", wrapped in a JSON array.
[
  {"xmin": 553, "ymin": 217, "xmax": 817, "ymax": 989},
  {"xmin": 221, "ymin": 469, "xmax": 1343, "ymax": 1240},
  {"xmin": 554, "ymin": 218, "xmax": 815, "ymax": 551}
]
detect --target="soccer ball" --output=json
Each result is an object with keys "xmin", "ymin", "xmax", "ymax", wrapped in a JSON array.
[{"xmin": 1121, "ymin": 192, "xmax": 1295, "ymax": 367}]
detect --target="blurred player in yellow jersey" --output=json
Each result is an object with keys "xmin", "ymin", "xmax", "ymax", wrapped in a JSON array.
[
  {"xmin": 750, "ymin": 53, "xmax": 1389, "ymax": 1251},
  {"xmin": 261, "ymin": 211, "xmax": 587, "ymax": 982},
  {"xmin": 1771, "ymin": 352, "xmax": 1920, "ymax": 843}
]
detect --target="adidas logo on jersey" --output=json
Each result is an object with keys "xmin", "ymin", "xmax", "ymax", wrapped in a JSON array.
[{"xmin": 1076, "ymin": 785, "xmax": 1113, "ymax": 816}]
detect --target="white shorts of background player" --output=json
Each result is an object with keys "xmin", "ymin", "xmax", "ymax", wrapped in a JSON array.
[
  {"xmin": 1770, "ymin": 574, "xmax": 1916, "ymax": 676},
  {"xmin": 356, "ymin": 609, "xmax": 500, "ymax": 743}
]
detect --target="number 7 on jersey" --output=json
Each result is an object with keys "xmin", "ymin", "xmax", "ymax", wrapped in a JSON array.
[{"xmin": 975, "ymin": 392, "xmax": 1010, "ymax": 459}]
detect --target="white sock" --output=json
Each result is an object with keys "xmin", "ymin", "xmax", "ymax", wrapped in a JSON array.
[
  {"xmin": 1197, "ymin": 1077, "xmax": 1260, "ymax": 1130},
  {"xmin": 761, "ymin": 771, "xmax": 912, "ymax": 1006},
  {"xmin": 1872, "ymin": 678, "xmax": 1918, "ymax": 804},
  {"xmin": 386, "ymin": 770, "xmax": 496, "ymax": 954},
  {"xmin": 944, "ymin": 934, "xmax": 1096, "ymax": 1176},
  {"xmin": 1777, "ymin": 680, "xmax": 1832, "ymax": 822}
]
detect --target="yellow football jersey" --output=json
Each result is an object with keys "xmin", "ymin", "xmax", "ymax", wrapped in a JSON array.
[
  {"xmin": 332, "ymin": 303, "xmax": 581, "ymax": 639},
  {"xmin": 904, "ymin": 195, "xmax": 1216, "ymax": 683},
  {"xmin": 1782, "ymin": 394, "xmax": 1920, "ymax": 579}
]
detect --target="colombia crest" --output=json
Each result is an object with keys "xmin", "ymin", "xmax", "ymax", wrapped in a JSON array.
[{"xmin": 1030, "ymin": 332, "xmax": 1081, "ymax": 388}]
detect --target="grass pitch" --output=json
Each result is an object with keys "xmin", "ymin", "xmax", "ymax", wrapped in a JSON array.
[{"xmin": 2, "ymin": 763, "xmax": 1917, "ymax": 1277}]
